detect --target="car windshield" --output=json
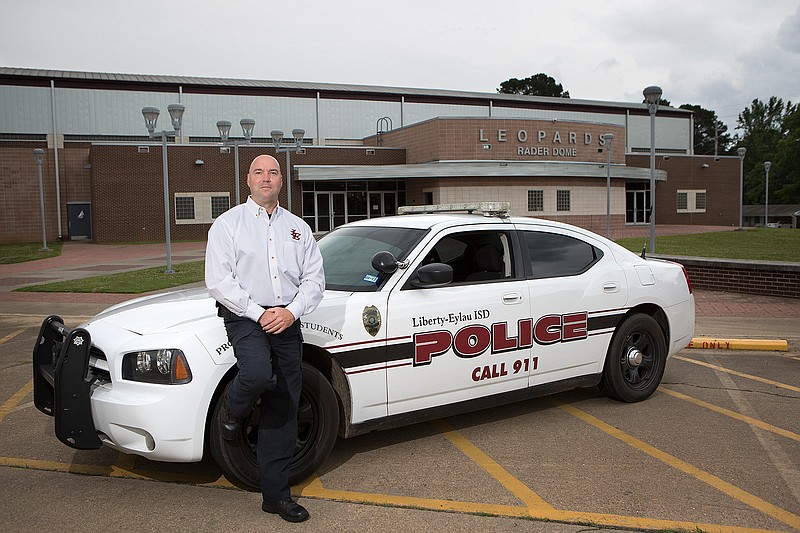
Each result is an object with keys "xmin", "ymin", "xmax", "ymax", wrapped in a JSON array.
[{"xmin": 318, "ymin": 225, "xmax": 426, "ymax": 291}]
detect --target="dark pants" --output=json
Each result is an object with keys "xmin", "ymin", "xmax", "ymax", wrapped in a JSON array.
[{"xmin": 223, "ymin": 314, "xmax": 303, "ymax": 503}]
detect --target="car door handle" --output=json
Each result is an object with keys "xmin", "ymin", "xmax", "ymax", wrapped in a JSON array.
[
  {"xmin": 603, "ymin": 282, "xmax": 620, "ymax": 293},
  {"xmin": 502, "ymin": 292, "xmax": 523, "ymax": 304}
]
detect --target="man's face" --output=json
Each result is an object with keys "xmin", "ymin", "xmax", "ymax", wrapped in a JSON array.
[{"xmin": 247, "ymin": 156, "xmax": 282, "ymax": 208}]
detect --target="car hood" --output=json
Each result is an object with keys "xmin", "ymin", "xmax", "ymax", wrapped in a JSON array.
[{"xmin": 83, "ymin": 287, "xmax": 351, "ymax": 335}]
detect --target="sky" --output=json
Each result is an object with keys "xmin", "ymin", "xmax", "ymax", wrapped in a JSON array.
[{"xmin": 1, "ymin": 0, "xmax": 798, "ymax": 133}]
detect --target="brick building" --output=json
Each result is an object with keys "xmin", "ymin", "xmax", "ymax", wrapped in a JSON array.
[{"xmin": 0, "ymin": 67, "xmax": 741, "ymax": 244}]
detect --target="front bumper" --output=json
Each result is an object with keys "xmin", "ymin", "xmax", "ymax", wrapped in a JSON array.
[
  {"xmin": 32, "ymin": 315, "xmax": 230, "ymax": 462},
  {"xmin": 33, "ymin": 315, "xmax": 102, "ymax": 450}
]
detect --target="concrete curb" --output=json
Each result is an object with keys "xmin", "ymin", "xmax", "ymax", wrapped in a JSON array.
[{"xmin": 688, "ymin": 336, "xmax": 789, "ymax": 352}]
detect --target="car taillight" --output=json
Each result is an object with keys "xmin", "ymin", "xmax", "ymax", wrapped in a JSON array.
[{"xmin": 681, "ymin": 265, "xmax": 693, "ymax": 294}]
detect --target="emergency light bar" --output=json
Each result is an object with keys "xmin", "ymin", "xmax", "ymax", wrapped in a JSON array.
[{"xmin": 398, "ymin": 202, "xmax": 510, "ymax": 217}]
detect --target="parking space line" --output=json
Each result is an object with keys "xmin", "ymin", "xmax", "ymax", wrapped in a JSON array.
[
  {"xmin": 0, "ymin": 380, "xmax": 33, "ymax": 423},
  {"xmin": 553, "ymin": 399, "xmax": 800, "ymax": 531},
  {"xmin": 0, "ymin": 328, "xmax": 27, "ymax": 345},
  {"xmin": 660, "ymin": 387, "xmax": 800, "ymax": 443},
  {"xmin": 674, "ymin": 356, "xmax": 800, "ymax": 393},
  {"xmin": 430, "ymin": 419, "xmax": 554, "ymax": 511}
]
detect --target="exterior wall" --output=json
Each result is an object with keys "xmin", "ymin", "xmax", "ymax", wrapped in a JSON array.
[
  {"xmin": 405, "ymin": 177, "xmax": 628, "ymax": 236},
  {"xmin": 367, "ymin": 118, "xmax": 626, "ymax": 166},
  {"xmin": 626, "ymin": 154, "xmax": 741, "ymax": 227},
  {"xmin": 88, "ymin": 144, "xmax": 405, "ymax": 243},
  {"xmin": 664, "ymin": 256, "xmax": 800, "ymax": 299}
]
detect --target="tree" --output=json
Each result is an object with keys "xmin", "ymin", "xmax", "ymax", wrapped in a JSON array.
[
  {"xmin": 498, "ymin": 74, "xmax": 570, "ymax": 98},
  {"xmin": 679, "ymin": 104, "xmax": 734, "ymax": 155},
  {"xmin": 736, "ymin": 97, "xmax": 800, "ymax": 205}
]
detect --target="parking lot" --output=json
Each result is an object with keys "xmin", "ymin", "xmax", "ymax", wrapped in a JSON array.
[{"xmin": 1, "ymin": 308, "xmax": 799, "ymax": 532}]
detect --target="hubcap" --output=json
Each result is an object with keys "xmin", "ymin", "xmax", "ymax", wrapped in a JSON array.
[{"xmin": 626, "ymin": 347, "xmax": 643, "ymax": 367}]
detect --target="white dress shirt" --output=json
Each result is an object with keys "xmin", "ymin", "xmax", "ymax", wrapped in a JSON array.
[{"xmin": 205, "ymin": 197, "xmax": 325, "ymax": 322}]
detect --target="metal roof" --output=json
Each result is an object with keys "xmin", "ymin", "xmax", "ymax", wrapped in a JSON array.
[{"xmin": 0, "ymin": 66, "xmax": 690, "ymax": 116}]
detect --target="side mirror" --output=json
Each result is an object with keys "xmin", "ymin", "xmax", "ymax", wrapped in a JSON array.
[
  {"xmin": 411, "ymin": 263, "xmax": 453, "ymax": 288},
  {"xmin": 371, "ymin": 251, "xmax": 399, "ymax": 273}
]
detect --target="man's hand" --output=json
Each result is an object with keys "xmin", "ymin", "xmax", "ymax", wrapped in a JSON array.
[{"xmin": 258, "ymin": 307, "xmax": 296, "ymax": 334}]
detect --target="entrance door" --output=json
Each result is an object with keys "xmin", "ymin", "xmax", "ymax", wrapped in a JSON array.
[
  {"xmin": 369, "ymin": 192, "xmax": 397, "ymax": 218},
  {"xmin": 67, "ymin": 203, "xmax": 92, "ymax": 240},
  {"xmin": 626, "ymin": 189, "xmax": 649, "ymax": 224},
  {"xmin": 316, "ymin": 192, "xmax": 346, "ymax": 231}
]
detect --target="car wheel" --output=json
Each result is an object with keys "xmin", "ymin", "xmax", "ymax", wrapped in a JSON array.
[
  {"xmin": 598, "ymin": 313, "xmax": 667, "ymax": 403},
  {"xmin": 210, "ymin": 364, "xmax": 339, "ymax": 490}
]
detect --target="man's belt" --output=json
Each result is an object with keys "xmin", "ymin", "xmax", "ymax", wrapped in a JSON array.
[{"xmin": 215, "ymin": 301, "xmax": 287, "ymax": 319}]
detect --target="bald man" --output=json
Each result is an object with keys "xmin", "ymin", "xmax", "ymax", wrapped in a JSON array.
[{"xmin": 206, "ymin": 154, "xmax": 325, "ymax": 522}]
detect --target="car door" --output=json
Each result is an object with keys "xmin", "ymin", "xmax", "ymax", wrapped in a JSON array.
[
  {"xmin": 519, "ymin": 227, "xmax": 629, "ymax": 387},
  {"xmin": 385, "ymin": 226, "xmax": 532, "ymax": 416}
]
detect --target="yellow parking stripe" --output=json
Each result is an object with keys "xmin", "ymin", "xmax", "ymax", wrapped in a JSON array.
[
  {"xmin": 0, "ymin": 455, "xmax": 785, "ymax": 533},
  {"xmin": 660, "ymin": 387, "xmax": 800, "ymax": 443},
  {"xmin": 0, "ymin": 328, "xmax": 26, "ymax": 345},
  {"xmin": 675, "ymin": 356, "xmax": 800, "ymax": 393},
  {"xmin": 430, "ymin": 419, "xmax": 554, "ymax": 511},
  {"xmin": 554, "ymin": 400, "xmax": 800, "ymax": 531},
  {"xmin": 0, "ymin": 380, "xmax": 33, "ymax": 424}
]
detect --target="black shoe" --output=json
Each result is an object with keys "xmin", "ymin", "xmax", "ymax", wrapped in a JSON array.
[
  {"xmin": 219, "ymin": 401, "xmax": 239, "ymax": 441},
  {"xmin": 262, "ymin": 498, "xmax": 310, "ymax": 523}
]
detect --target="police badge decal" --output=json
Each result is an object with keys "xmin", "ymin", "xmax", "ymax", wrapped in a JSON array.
[{"xmin": 362, "ymin": 305, "xmax": 381, "ymax": 337}]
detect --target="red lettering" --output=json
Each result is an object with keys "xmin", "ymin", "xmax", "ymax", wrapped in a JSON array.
[
  {"xmin": 491, "ymin": 322, "xmax": 517, "ymax": 354},
  {"xmin": 454, "ymin": 325, "xmax": 491, "ymax": 358},
  {"xmin": 562, "ymin": 312, "xmax": 588, "ymax": 341},
  {"xmin": 534, "ymin": 315, "xmax": 562, "ymax": 345},
  {"xmin": 413, "ymin": 330, "xmax": 452, "ymax": 366},
  {"xmin": 518, "ymin": 318, "xmax": 533, "ymax": 348}
]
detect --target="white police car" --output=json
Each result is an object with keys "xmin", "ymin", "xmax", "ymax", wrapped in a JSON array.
[{"xmin": 33, "ymin": 202, "xmax": 695, "ymax": 490}]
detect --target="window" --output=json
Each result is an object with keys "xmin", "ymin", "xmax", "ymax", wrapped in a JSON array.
[
  {"xmin": 412, "ymin": 231, "xmax": 513, "ymax": 286},
  {"xmin": 676, "ymin": 192, "xmax": 688, "ymax": 210},
  {"xmin": 175, "ymin": 197, "xmax": 195, "ymax": 220},
  {"xmin": 556, "ymin": 190, "xmax": 570, "ymax": 212},
  {"xmin": 676, "ymin": 190, "xmax": 707, "ymax": 213},
  {"xmin": 527, "ymin": 190, "xmax": 544, "ymax": 212},
  {"xmin": 211, "ymin": 196, "xmax": 230, "ymax": 218},
  {"xmin": 175, "ymin": 192, "xmax": 230, "ymax": 224},
  {"xmin": 523, "ymin": 231, "xmax": 602, "ymax": 279}
]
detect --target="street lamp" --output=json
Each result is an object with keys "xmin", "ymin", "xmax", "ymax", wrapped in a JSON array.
[
  {"xmin": 142, "ymin": 104, "xmax": 185, "ymax": 274},
  {"xmin": 33, "ymin": 149, "xmax": 50, "ymax": 252},
  {"xmin": 737, "ymin": 147, "xmax": 746, "ymax": 229},
  {"xmin": 270, "ymin": 128, "xmax": 305, "ymax": 213},
  {"xmin": 217, "ymin": 118, "xmax": 256, "ymax": 205},
  {"xmin": 643, "ymin": 85, "xmax": 662, "ymax": 254},
  {"xmin": 602, "ymin": 133, "xmax": 614, "ymax": 239},
  {"xmin": 764, "ymin": 161, "xmax": 772, "ymax": 226}
]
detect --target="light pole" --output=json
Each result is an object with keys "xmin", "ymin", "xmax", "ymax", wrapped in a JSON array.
[
  {"xmin": 737, "ymin": 147, "xmax": 746, "ymax": 229},
  {"xmin": 602, "ymin": 133, "xmax": 614, "ymax": 239},
  {"xmin": 217, "ymin": 118, "xmax": 256, "ymax": 205},
  {"xmin": 33, "ymin": 149, "xmax": 50, "ymax": 252},
  {"xmin": 643, "ymin": 85, "xmax": 662, "ymax": 254},
  {"xmin": 142, "ymin": 104, "xmax": 185, "ymax": 274},
  {"xmin": 270, "ymin": 128, "xmax": 305, "ymax": 213},
  {"xmin": 764, "ymin": 161, "xmax": 772, "ymax": 226}
]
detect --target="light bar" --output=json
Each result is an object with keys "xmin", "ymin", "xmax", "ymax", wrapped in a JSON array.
[{"xmin": 398, "ymin": 202, "xmax": 510, "ymax": 217}]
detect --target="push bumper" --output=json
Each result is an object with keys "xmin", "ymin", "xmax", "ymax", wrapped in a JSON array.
[{"xmin": 32, "ymin": 315, "xmax": 102, "ymax": 450}]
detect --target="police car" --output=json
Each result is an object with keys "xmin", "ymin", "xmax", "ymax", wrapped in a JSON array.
[{"xmin": 33, "ymin": 202, "xmax": 695, "ymax": 490}]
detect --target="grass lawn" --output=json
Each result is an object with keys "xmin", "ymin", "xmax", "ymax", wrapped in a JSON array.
[
  {"xmin": 615, "ymin": 228, "xmax": 800, "ymax": 263},
  {"xmin": 0, "ymin": 242, "xmax": 63, "ymax": 264}
]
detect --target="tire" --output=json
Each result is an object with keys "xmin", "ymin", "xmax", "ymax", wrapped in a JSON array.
[
  {"xmin": 209, "ymin": 364, "xmax": 339, "ymax": 490},
  {"xmin": 598, "ymin": 313, "xmax": 667, "ymax": 403}
]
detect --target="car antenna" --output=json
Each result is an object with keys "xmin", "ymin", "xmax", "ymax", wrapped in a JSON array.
[{"xmin": 640, "ymin": 243, "xmax": 647, "ymax": 259}]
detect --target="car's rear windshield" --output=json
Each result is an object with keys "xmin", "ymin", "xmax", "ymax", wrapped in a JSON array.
[{"xmin": 318, "ymin": 226, "xmax": 426, "ymax": 291}]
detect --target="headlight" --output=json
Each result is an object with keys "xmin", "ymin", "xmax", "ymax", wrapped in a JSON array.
[{"xmin": 121, "ymin": 349, "xmax": 192, "ymax": 384}]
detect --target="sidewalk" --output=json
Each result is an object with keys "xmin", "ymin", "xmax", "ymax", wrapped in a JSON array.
[{"xmin": 1, "ymin": 239, "xmax": 799, "ymax": 349}]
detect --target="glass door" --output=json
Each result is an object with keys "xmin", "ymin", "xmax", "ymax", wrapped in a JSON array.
[{"xmin": 316, "ymin": 192, "xmax": 346, "ymax": 231}]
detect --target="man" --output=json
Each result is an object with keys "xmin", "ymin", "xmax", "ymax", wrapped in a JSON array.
[{"xmin": 205, "ymin": 154, "xmax": 325, "ymax": 523}]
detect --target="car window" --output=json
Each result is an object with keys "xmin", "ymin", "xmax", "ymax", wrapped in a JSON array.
[
  {"xmin": 414, "ymin": 231, "xmax": 514, "ymax": 285},
  {"xmin": 318, "ymin": 226, "xmax": 426, "ymax": 291},
  {"xmin": 523, "ymin": 231, "xmax": 602, "ymax": 279}
]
